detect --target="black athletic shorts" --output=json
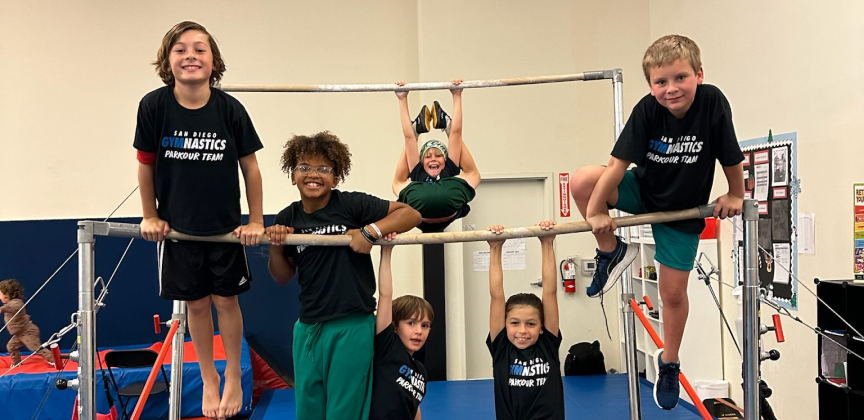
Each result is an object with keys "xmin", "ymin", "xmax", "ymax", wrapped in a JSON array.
[{"xmin": 157, "ymin": 240, "xmax": 251, "ymax": 301}]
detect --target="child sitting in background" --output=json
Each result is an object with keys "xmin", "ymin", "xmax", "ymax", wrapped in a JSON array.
[{"xmin": 1, "ymin": 279, "xmax": 54, "ymax": 367}]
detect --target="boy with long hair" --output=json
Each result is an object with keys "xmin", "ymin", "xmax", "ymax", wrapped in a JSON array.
[{"xmin": 134, "ymin": 21, "xmax": 264, "ymax": 418}]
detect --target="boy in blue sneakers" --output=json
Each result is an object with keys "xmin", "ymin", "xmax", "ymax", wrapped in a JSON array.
[{"xmin": 570, "ymin": 34, "xmax": 744, "ymax": 409}]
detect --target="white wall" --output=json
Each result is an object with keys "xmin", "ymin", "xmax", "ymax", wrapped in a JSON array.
[{"xmin": 649, "ymin": 1, "xmax": 864, "ymax": 418}]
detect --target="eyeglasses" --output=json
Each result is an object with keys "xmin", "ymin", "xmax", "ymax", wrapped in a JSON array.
[{"xmin": 295, "ymin": 165, "xmax": 334, "ymax": 175}]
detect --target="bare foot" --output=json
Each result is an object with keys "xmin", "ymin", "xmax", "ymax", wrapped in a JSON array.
[
  {"xmin": 201, "ymin": 373, "xmax": 222, "ymax": 419},
  {"xmin": 219, "ymin": 375, "xmax": 243, "ymax": 419}
]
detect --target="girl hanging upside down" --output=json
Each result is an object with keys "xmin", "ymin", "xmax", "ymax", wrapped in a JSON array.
[{"xmin": 392, "ymin": 79, "xmax": 481, "ymax": 232}]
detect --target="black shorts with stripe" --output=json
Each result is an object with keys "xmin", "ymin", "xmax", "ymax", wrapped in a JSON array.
[{"xmin": 157, "ymin": 240, "xmax": 251, "ymax": 301}]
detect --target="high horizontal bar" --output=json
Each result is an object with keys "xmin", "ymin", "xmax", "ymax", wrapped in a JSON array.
[
  {"xmin": 217, "ymin": 70, "xmax": 620, "ymax": 93},
  {"xmin": 91, "ymin": 203, "xmax": 714, "ymax": 246}
]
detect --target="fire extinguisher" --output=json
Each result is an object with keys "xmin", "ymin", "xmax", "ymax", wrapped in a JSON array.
[{"xmin": 560, "ymin": 258, "xmax": 577, "ymax": 293}]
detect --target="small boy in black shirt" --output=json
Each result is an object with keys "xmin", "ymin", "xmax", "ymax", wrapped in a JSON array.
[
  {"xmin": 486, "ymin": 221, "xmax": 564, "ymax": 420},
  {"xmin": 570, "ymin": 34, "xmax": 745, "ymax": 409},
  {"xmin": 369, "ymin": 244, "xmax": 431, "ymax": 420}
]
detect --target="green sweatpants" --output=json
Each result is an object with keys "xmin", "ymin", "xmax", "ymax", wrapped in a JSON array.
[
  {"xmin": 293, "ymin": 313, "xmax": 374, "ymax": 420},
  {"xmin": 398, "ymin": 176, "xmax": 476, "ymax": 218}
]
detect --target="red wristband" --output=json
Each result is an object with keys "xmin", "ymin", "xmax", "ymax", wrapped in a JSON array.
[{"xmin": 137, "ymin": 150, "xmax": 156, "ymax": 164}]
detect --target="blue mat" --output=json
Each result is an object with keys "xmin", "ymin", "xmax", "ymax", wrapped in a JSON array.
[
  {"xmin": 1, "ymin": 335, "xmax": 253, "ymax": 420},
  {"xmin": 251, "ymin": 374, "xmax": 707, "ymax": 419}
]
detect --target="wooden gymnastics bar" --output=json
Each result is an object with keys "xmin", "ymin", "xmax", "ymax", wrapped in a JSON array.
[
  {"xmin": 90, "ymin": 204, "xmax": 716, "ymax": 245},
  {"xmin": 217, "ymin": 70, "xmax": 619, "ymax": 93}
]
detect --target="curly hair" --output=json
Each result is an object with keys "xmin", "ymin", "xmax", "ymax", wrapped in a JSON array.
[
  {"xmin": 505, "ymin": 293, "xmax": 544, "ymax": 326},
  {"xmin": 152, "ymin": 21, "xmax": 226, "ymax": 86},
  {"xmin": 392, "ymin": 295, "xmax": 435, "ymax": 326},
  {"xmin": 281, "ymin": 131, "xmax": 352, "ymax": 181},
  {"xmin": 0, "ymin": 279, "xmax": 23, "ymax": 300},
  {"xmin": 642, "ymin": 34, "xmax": 701, "ymax": 83}
]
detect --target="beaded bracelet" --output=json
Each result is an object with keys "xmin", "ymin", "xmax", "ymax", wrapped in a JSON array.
[{"xmin": 360, "ymin": 226, "xmax": 378, "ymax": 244}]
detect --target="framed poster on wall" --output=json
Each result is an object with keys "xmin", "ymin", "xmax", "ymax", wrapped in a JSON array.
[
  {"xmin": 734, "ymin": 132, "xmax": 799, "ymax": 310},
  {"xmin": 855, "ymin": 183, "xmax": 864, "ymax": 280}
]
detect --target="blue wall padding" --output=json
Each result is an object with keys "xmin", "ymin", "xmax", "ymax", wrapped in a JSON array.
[{"xmin": 0, "ymin": 216, "xmax": 300, "ymax": 377}]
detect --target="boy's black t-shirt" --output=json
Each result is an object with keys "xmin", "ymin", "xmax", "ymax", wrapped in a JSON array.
[
  {"xmin": 370, "ymin": 329, "xmax": 427, "ymax": 420},
  {"xmin": 274, "ymin": 190, "xmax": 389, "ymax": 324},
  {"xmin": 133, "ymin": 86, "xmax": 263, "ymax": 235},
  {"xmin": 487, "ymin": 328, "xmax": 565, "ymax": 420},
  {"xmin": 611, "ymin": 84, "xmax": 744, "ymax": 233},
  {"xmin": 409, "ymin": 157, "xmax": 461, "ymax": 183}
]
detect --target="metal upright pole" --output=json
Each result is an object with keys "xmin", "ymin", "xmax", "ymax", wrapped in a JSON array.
[
  {"xmin": 77, "ymin": 221, "xmax": 97, "ymax": 420},
  {"xmin": 168, "ymin": 301, "xmax": 187, "ymax": 420},
  {"xmin": 621, "ymin": 280, "xmax": 642, "ymax": 420},
  {"xmin": 742, "ymin": 200, "xmax": 761, "ymax": 420},
  {"xmin": 611, "ymin": 69, "xmax": 625, "ymax": 137},
  {"xmin": 611, "ymin": 69, "xmax": 642, "ymax": 420}
]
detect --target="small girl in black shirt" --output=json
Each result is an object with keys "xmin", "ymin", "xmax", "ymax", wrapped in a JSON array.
[
  {"xmin": 486, "ymin": 222, "xmax": 565, "ymax": 420},
  {"xmin": 369, "ymin": 243, "xmax": 432, "ymax": 420}
]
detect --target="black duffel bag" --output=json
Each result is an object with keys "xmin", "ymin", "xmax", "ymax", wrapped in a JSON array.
[{"xmin": 564, "ymin": 340, "xmax": 606, "ymax": 376}]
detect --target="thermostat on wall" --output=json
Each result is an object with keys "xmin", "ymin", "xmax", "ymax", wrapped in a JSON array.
[{"xmin": 581, "ymin": 258, "xmax": 596, "ymax": 275}]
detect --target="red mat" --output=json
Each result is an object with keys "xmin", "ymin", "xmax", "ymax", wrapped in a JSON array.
[{"xmin": 0, "ymin": 335, "xmax": 227, "ymax": 374}]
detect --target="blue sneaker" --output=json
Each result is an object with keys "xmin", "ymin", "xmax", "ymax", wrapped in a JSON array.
[
  {"xmin": 586, "ymin": 237, "xmax": 638, "ymax": 297},
  {"xmin": 653, "ymin": 349, "xmax": 681, "ymax": 410}
]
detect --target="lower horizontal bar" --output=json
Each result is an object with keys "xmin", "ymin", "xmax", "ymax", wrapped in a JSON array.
[{"xmin": 90, "ymin": 204, "xmax": 715, "ymax": 246}]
